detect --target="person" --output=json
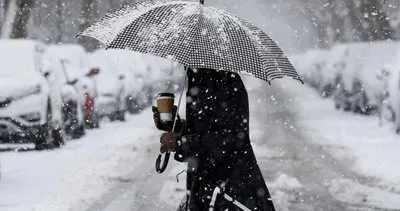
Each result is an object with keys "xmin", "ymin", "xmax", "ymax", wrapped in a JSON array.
[{"xmin": 153, "ymin": 68, "xmax": 276, "ymax": 211}]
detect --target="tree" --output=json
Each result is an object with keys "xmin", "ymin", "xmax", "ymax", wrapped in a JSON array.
[
  {"xmin": 10, "ymin": 0, "xmax": 34, "ymax": 38},
  {"xmin": 78, "ymin": 0, "xmax": 101, "ymax": 51},
  {"xmin": 352, "ymin": 0, "xmax": 394, "ymax": 41},
  {"xmin": 299, "ymin": 0, "xmax": 395, "ymax": 47}
]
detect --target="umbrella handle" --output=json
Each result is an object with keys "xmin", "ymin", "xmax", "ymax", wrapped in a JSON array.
[
  {"xmin": 155, "ymin": 66, "xmax": 187, "ymax": 174},
  {"xmin": 155, "ymin": 152, "xmax": 170, "ymax": 173}
]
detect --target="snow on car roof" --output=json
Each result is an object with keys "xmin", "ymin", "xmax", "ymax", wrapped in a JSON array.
[
  {"xmin": 0, "ymin": 39, "xmax": 45, "ymax": 76},
  {"xmin": 47, "ymin": 44, "xmax": 89, "ymax": 77}
]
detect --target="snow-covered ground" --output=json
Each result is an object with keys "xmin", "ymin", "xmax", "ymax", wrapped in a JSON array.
[
  {"xmin": 276, "ymin": 79, "xmax": 400, "ymax": 210},
  {"xmin": 295, "ymin": 85, "xmax": 400, "ymax": 191},
  {"xmin": 1, "ymin": 78, "xmax": 400, "ymax": 210},
  {"xmin": 0, "ymin": 110, "xmax": 158, "ymax": 211}
]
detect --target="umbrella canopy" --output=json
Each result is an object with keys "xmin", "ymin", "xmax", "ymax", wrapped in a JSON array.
[{"xmin": 80, "ymin": 0, "xmax": 302, "ymax": 84}]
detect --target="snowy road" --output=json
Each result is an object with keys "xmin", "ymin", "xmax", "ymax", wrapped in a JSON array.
[
  {"xmin": 249, "ymin": 81, "xmax": 384, "ymax": 211},
  {"xmin": 82, "ymin": 80, "xmax": 400, "ymax": 210},
  {"xmin": 1, "ymin": 80, "xmax": 400, "ymax": 211}
]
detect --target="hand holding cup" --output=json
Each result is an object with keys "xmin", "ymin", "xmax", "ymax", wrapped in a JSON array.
[
  {"xmin": 152, "ymin": 106, "xmax": 178, "ymax": 131},
  {"xmin": 152, "ymin": 93, "xmax": 180, "ymax": 132}
]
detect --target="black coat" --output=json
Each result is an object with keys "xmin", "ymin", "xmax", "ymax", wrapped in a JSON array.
[{"xmin": 175, "ymin": 68, "xmax": 275, "ymax": 211}]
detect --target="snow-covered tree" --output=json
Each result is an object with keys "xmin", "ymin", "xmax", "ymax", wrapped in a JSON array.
[
  {"xmin": 300, "ymin": 0, "xmax": 396, "ymax": 47},
  {"xmin": 10, "ymin": 0, "xmax": 33, "ymax": 38}
]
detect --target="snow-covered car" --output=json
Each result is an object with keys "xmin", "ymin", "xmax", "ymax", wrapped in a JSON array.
[
  {"xmin": 128, "ymin": 54, "xmax": 160, "ymax": 113},
  {"xmin": 49, "ymin": 44, "xmax": 100, "ymax": 128},
  {"xmin": 0, "ymin": 40, "xmax": 64, "ymax": 149},
  {"xmin": 292, "ymin": 49, "xmax": 321, "ymax": 88},
  {"xmin": 103, "ymin": 49, "xmax": 138, "ymax": 114},
  {"xmin": 309, "ymin": 50, "xmax": 332, "ymax": 97},
  {"xmin": 42, "ymin": 50, "xmax": 86, "ymax": 139},
  {"xmin": 358, "ymin": 41, "xmax": 399, "ymax": 115},
  {"xmin": 90, "ymin": 50, "xmax": 126, "ymax": 121},
  {"xmin": 386, "ymin": 62, "xmax": 400, "ymax": 133},
  {"xmin": 331, "ymin": 43, "xmax": 370, "ymax": 113}
]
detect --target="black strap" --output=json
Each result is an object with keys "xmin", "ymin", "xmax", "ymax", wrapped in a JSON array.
[{"xmin": 155, "ymin": 152, "xmax": 170, "ymax": 173}]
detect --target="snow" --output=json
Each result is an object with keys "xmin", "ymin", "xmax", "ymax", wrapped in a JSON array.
[
  {"xmin": 0, "ymin": 109, "xmax": 158, "ymax": 211},
  {"xmin": 89, "ymin": 50, "xmax": 122, "ymax": 95},
  {"xmin": 282, "ymin": 79, "xmax": 400, "ymax": 193},
  {"xmin": 47, "ymin": 44, "xmax": 90, "ymax": 77},
  {"xmin": 158, "ymin": 163, "xmax": 186, "ymax": 206},
  {"xmin": 0, "ymin": 0, "xmax": 18, "ymax": 39},
  {"xmin": 0, "ymin": 40, "xmax": 45, "ymax": 75},
  {"xmin": 268, "ymin": 173, "xmax": 302, "ymax": 190},
  {"xmin": 291, "ymin": 41, "xmax": 400, "ymax": 132},
  {"xmin": 359, "ymin": 41, "xmax": 399, "ymax": 106},
  {"xmin": 81, "ymin": 1, "xmax": 197, "ymax": 46},
  {"xmin": 329, "ymin": 178, "xmax": 400, "ymax": 210},
  {"xmin": 1, "ymin": 73, "xmax": 400, "ymax": 210},
  {"xmin": 2, "ymin": 36, "xmax": 400, "ymax": 210}
]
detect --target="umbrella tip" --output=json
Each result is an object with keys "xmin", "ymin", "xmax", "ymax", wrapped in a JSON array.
[{"xmin": 200, "ymin": 0, "xmax": 204, "ymax": 5}]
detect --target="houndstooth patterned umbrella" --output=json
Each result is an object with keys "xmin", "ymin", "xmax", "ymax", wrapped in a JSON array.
[{"xmin": 80, "ymin": 0, "xmax": 303, "ymax": 84}]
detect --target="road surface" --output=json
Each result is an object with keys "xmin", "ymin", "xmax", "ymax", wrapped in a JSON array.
[{"xmin": 83, "ymin": 81, "xmax": 390, "ymax": 211}]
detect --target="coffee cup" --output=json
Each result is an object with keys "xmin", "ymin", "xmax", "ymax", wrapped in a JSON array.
[{"xmin": 156, "ymin": 93, "xmax": 175, "ymax": 122}]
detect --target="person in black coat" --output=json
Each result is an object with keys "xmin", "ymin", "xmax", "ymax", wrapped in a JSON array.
[{"xmin": 153, "ymin": 68, "xmax": 275, "ymax": 211}]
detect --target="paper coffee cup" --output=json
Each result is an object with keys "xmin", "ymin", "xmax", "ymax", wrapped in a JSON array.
[{"xmin": 156, "ymin": 93, "xmax": 175, "ymax": 122}]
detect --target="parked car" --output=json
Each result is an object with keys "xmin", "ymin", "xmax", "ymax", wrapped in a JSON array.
[
  {"xmin": 90, "ymin": 50, "xmax": 126, "ymax": 121},
  {"xmin": 310, "ymin": 50, "xmax": 333, "ymax": 97},
  {"xmin": 49, "ymin": 44, "xmax": 100, "ymax": 128},
  {"xmin": 333, "ymin": 43, "xmax": 370, "ymax": 113},
  {"xmin": 358, "ymin": 41, "xmax": 399, "ymax": 115},
  {"xmin": 42, "ymin": 49, "xmax": 86, "ymax": 139},
  {"xmin": 103, "ymin": 49, "xmax": 138, "ymax": 114},
  {"xmin": 386, "ymin": 63, "xmax": 400, "ymax": 134},
  {"xmin": 0, "ymin": 40, "xmax": 64, "ymax": 149}
]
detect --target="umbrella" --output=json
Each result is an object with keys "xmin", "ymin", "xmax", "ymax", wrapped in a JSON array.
[
  {"xmin": 79, "ymin": 0, "xmax": 303, "ymax": 84},
  {"xmin": 79, "ymin": 0, "xmax": 303, "ymax": 174}
]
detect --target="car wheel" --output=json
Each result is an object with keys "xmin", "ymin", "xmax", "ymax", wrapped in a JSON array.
[
  {"xmin": 71, "ymin": 123, "xmax": 85, "ymax": 139},
  {"xmin": 117, "ymin": 110, "xmax": 125, "ymax": 122},
  {"xmin": 113, "ymin": 110, "xmax": 125, "ymax": 122},
  {"xmin": 52, "ymin": 127, "xmax": 65, "ymax": 148},
  {"xmin": 110, "ymin": 112, "xmax": 117, "ymax": 122},
  {"xmin": 35, "ymin": 103, "xmax": 65, "ymax": 150},
  {"xmin": 63, "ymin": 101, "xmax": 84, "ymax": 139},
  {"xmin": 93, "ymin": 114, "xmax": 100, "ymax": 128},
  {"xmin": 86, "ymin": 113, "xmax": 100, "ymax": 128}
]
